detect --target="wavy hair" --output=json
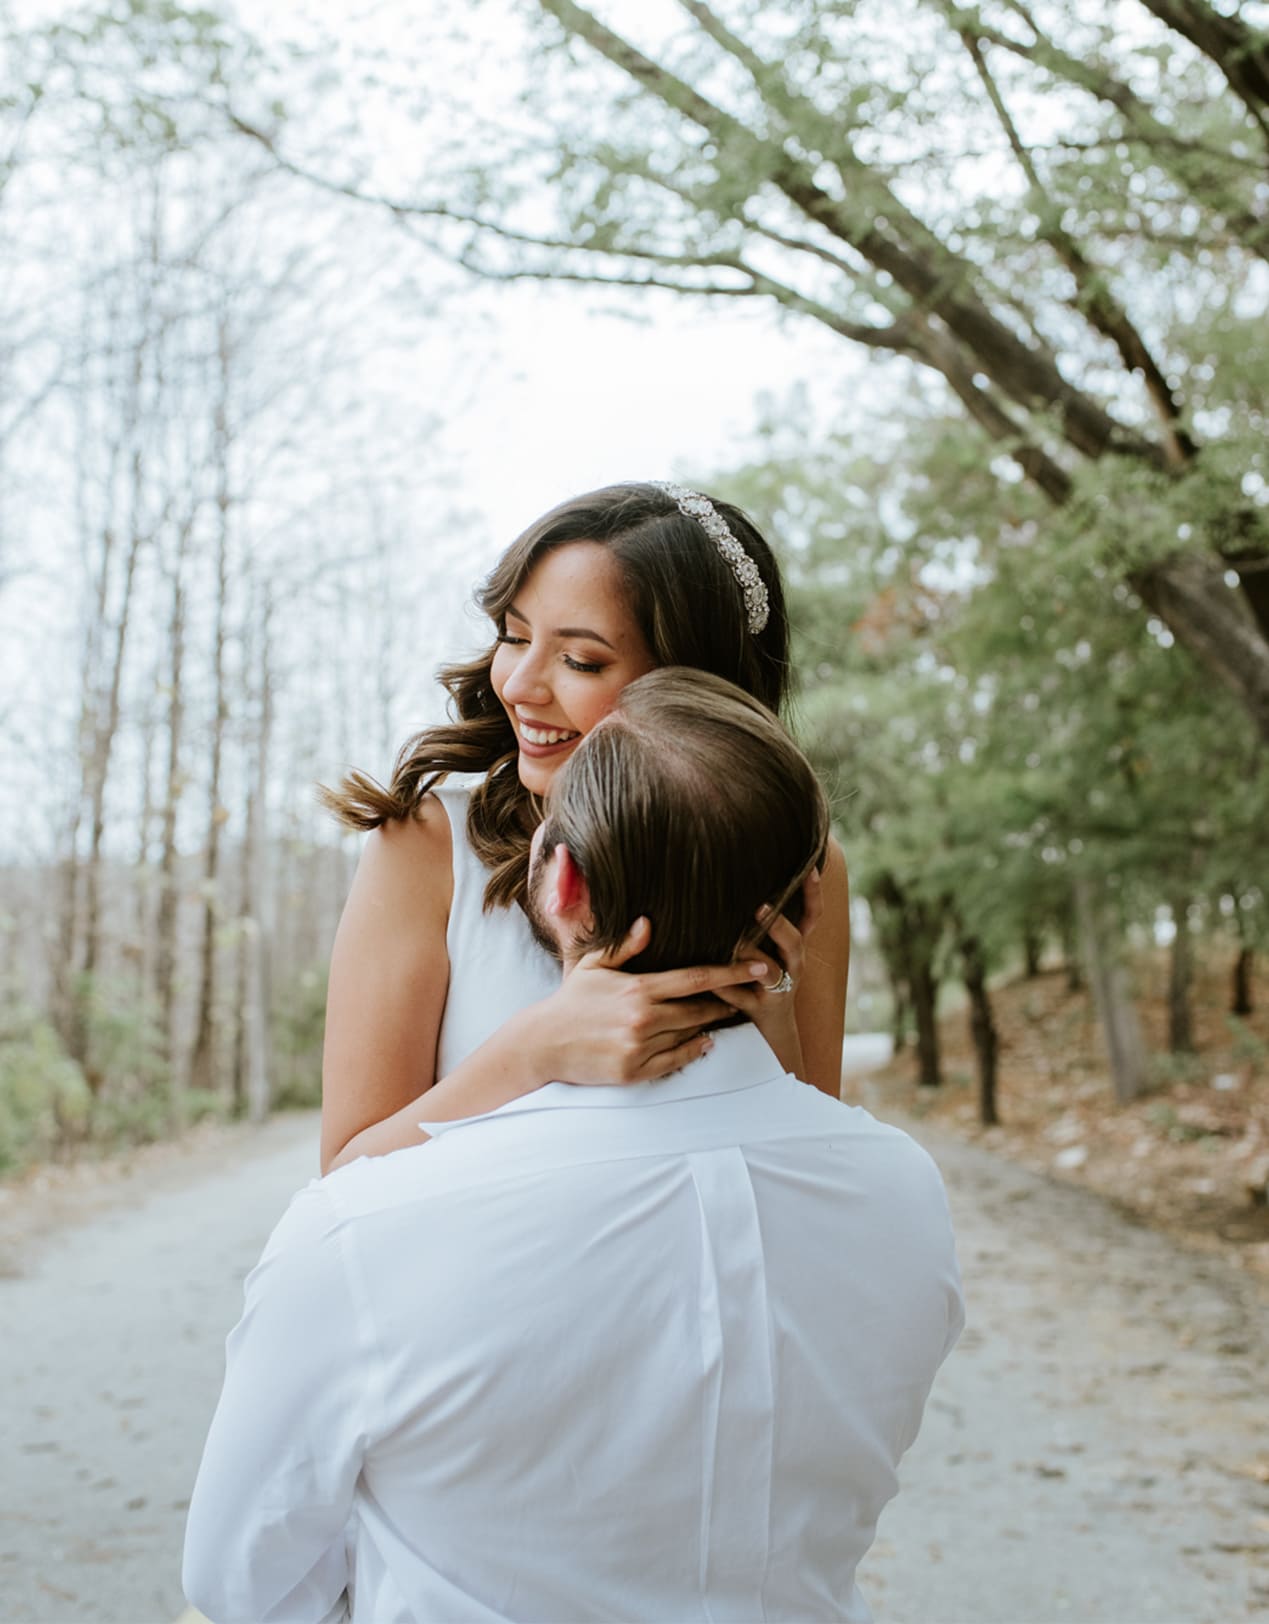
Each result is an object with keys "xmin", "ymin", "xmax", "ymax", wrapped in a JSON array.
[{"xmin": 320, "ymin": 482, "xmax": 792, "ymax": 909}]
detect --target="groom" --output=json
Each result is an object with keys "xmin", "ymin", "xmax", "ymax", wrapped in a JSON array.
[{"xmin": 184, "ymin": 669, "xmax": 963, "ymax": 1624}]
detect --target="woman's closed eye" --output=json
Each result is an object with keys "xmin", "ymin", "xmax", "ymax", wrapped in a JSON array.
[{"xmin": 497, "ymin": 631, "xmax": 605, "ymax": 675}]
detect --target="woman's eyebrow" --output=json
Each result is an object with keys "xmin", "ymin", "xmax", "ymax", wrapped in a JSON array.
[
  {"xmin": 556, "ymin": 625, "xmax": 615, "ymax": 649},
  {"xmin": 504, "ymin": 604, "xmax": 615, "ymax": 650}
]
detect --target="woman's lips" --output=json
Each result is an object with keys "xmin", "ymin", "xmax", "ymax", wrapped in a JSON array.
[{"xmin": 516, "ymin": 720, "xmax": 581, "ymax": 757}]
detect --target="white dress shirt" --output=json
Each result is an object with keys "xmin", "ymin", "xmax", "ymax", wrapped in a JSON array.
[{"xmin": 184, "ymin": 1024, "xmax": 963, "ymax": 1623}]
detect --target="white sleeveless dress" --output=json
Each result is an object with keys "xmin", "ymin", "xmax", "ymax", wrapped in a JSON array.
[{"xmin": 430, "ymin": 777, "xmax": 562, "ymax": 1079}]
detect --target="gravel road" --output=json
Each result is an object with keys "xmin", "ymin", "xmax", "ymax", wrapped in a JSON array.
[{"xmin": 3, "ymin": 1081, "xmax": 1268, "ymax": 1624}]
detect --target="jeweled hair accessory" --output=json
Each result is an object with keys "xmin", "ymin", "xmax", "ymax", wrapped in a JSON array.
[{"xmin": 650, "ymin": 480, "xmax": 770, "ymax": 635}]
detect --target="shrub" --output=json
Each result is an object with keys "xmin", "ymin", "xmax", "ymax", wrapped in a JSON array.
[
  {"xmin": 271, "ymin": 963, "xmax": 328, "ymax": 1111},
  {"xmin": 0, "ymin": 1006, "xmax": 92, "ymax": 1173}
]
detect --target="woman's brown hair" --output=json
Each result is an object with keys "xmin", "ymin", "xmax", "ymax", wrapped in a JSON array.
[{"xmin": 321, "ymin": 482, "xmax": 792, "ymax": 909}]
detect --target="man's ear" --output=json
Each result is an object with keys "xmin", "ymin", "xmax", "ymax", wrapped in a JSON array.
[{"xmin": 545, "ymin": 842, "xmax": 591, "ymax": 925}]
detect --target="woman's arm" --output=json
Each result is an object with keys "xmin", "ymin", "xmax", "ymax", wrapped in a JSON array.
[
  {"xmin": 320, "ymin": 799, "xmax": 454, "ymax": 1173},
  {"xmin": 794, "ymin": 837, "xmax": 851, "ymax": 1098},
  {"xmin": 325, "ymin": 937, "xmax": 773, "ymax": 1171},
  {"xmin": 322, "ymin": 812, "xmax": 757, "ymax": 1171},
  {"xmin": 714, "ymin": 836, "xmax": 851, "ymax": 1099},
  {"xmin": 322, "ymin": 800, "xmax": 849, "ymax": 1171}
]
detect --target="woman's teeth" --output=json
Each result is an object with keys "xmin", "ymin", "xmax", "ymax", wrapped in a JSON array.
[{"xmin": 519, "ymin": 723, "xmax": 580, "ymax": 746}]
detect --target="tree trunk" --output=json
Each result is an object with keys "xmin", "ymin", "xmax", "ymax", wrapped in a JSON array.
[
  {"xmin": 1134, "ymin": 550, "xmax": 1269, "ymax": 747},
  {"xmin": 960, "ymin": 931, "xmax": 1000, "ymax": 1126},
  {"xmin": 872, "ymin": 877, "xmax": 943, "ymax": 1087},
  {"xmin": 889, "ymin": 971, "xmax": 908, "ymax": 1056},
  {"xmin": 189, "ymin": 324, "xmax": 233, "ymax": 1103},
  {"xmin": 230, "ymin": 831, "xmax": 250, "ymax": 1121},
  {"xmin": 1167, "ymin": 896, "xmax": 1195, "ymax": 1054},
  {"xmin": 1061, "ymin": 907, "xmax": 1083, "ymax": 992},
  {"xmin": 154, "ymin": 532, "xmax": 189, "ymax": 1126},
  {"xmin": 1074, "ymin": 875, "xmax": 1148, "ymax": 1104},
  {"xmin": 134, "ymin": 671, "xmax": 159, "ymax": 1001},
  {"xmin": 1231, "ymin": 945, "xmax": 1254, "ymax": 1018},
  {"xmin": 82, "ymin": 530, "xmax": 143, "ymax": 965},
  {"xmin": 874, "ymin": 924, "xmax": 909, "ymax": 1054},
  {"xmin": 51, "ymin": 833, "xmax": 83, "ymax": 1051},
  {"xmin": 909, "ymin": 948, "xmax": 941, "ymax": 1090},
  {"xmin": 241, "ymin": 589, "xmax": 275, "ymax": 1125},
  {"xmin": 1023, "ymin": 927, "xmax": 1043, "ymax": 979}
]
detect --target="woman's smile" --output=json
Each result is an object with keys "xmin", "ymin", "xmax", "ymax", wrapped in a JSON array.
[
  {"xmin": 489, "ymin": 542, "xmax": 656, "ymax": 793},
  {"xmin": 515, "ymin": 717, "xmax": 582, "ymax": 754}
]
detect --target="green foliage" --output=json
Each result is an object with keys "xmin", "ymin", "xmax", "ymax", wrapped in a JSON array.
[
  {"xmin": 75, "ymin": 971, "xmax": 174, "ymax": 1146},
  {"xmin": 0, "ymin": 1005, "xmax": 91, "ymax": 1174},
  {"xmin": 270, "ymin": 962, "xmax": 328, "ymax": 1111},
  {"xmin": 715, "ymin": 384, "xmax": 1269, "ymax": 1015},
  {"xmin": 78, "ymin": 971, "xmax": 165, "ymax": 1091},
  {"xmin": 1225, "ymin": 1015, "xmax": 1267, "ymax": 1076}
]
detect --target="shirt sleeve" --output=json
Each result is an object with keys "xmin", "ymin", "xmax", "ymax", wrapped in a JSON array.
[{"xmin": 183, "ymin": 1178, "xmax": 377, "ymax": 1624}]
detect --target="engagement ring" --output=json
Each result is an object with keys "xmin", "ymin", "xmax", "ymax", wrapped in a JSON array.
[{"xmin": 769, "ymin": 969, "xmax": 795, "ymax": 995}]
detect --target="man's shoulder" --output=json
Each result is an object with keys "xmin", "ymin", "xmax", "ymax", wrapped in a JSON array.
[
  {"xmin": 770, "ymin": 1088, "xmax": 949, "ymax": 1188},
  {"xmin": 319, "ymin": 1141, "xmax": 440, "ymax": 1223},
  {"xmin": 306, "ymin": 1082, "xmax": 948, "ymax": 1230}
]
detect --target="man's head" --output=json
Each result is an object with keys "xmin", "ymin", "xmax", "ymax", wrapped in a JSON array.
[{"xmin": 526, "ymin": 667, "xmax": 830, "ymax": 976}]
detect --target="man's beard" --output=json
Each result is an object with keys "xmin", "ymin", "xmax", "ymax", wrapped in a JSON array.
[{"xmin": 523, "ymin": 846, "xmax": 564, "ymax": 962}]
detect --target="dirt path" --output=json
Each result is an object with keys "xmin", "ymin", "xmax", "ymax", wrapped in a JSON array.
[
  {"xmin": 3, "ymin": 1097, "xmax": 1268, "ymax": 1623},
  {"xmin": 1, "ymin": 1114, "xmax": 321, "ymax": 1624},
  {"xmin": 857, "ymin": 1116, "xmax": 1269, "ymax": 1623}
]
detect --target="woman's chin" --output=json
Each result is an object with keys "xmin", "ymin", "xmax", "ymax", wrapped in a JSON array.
[{"xmin": 516, "ymin": 751, "xmax": 566, "ymax": 795}]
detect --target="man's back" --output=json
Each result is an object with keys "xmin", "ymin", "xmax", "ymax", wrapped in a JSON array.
[{"xmin": 184, "ymin": 1026, "xmax": 962, "ymax": 1624}]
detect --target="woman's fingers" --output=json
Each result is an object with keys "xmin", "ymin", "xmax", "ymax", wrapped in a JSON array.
[
  {"xmin": 590, "ymin": 915, "xmax": 652, "ymax": 970},
  {"xmin": 711, "ymin": 983, "xmax": 763, "ymax": 1017},
  {"xmin": 644, "ymin": 994, "xmax": 730, "ymax": 1032},
  {"xmin": 636, "ymin": 959, "xmax": 768, "ymax": 1003},
  {"xmin": 636, "ymin": 1028, "xmax": 716, "ymax": 1080},
  {"xmin": 758, "ymin": 901, "xmax": 811, "ymax": 986}
]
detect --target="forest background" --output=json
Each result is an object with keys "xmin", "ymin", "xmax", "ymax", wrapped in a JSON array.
[{"xmin": 1, "ymin": 0, "xmax": 1266, "ymax": 1238}]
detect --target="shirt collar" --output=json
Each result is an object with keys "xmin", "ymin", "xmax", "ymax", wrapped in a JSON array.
[{"xmin": 424, "ymin": 1022, "xmax": 789, "ymax": 1138}]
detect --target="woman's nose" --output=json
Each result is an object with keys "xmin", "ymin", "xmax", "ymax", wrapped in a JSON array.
[{"xmin": 501, "ymin": 646, "xmax": 552, "ymax": 705}]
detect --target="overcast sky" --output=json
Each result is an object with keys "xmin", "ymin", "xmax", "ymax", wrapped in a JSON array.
[{"xmin": 227, "ymin": 0, "xmax": 877, "ymax": 658}]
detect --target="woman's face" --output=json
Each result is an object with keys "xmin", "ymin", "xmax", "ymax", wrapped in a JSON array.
[{"xmin": 490, "ymin": 541, "xmax": 656, "ymax": 795}]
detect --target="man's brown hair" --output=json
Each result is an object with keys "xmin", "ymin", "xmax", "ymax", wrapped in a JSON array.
[{"xmin": 537, "ymin": 668, "xmax": 830, "ymax": 975}]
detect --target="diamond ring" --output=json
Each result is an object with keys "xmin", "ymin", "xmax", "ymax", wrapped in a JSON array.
[{"xmin": 768, "ymin": 969, "xmax": 795, "ymax": 996}]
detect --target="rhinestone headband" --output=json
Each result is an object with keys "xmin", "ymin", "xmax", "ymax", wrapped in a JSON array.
[{"xmin": 650, "ymin": 480, "xmax": 770, "ymax": 635}]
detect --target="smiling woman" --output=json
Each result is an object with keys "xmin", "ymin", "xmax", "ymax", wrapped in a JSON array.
[
  {"xmin": 492, "ymin": 544, "xmax": 656, "ymax": 790},
  {"xmin": 316, "ymin": 481, "xmax": 851, "ymax": 1171}
]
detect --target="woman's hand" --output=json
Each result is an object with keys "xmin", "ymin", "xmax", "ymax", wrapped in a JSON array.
[
  {"xmin": 534, "ymin": 917, "xmax": 770, "ymax": 1085},
  {"xmin": 712, "ymin": 868, "xmax": 825, "ymax": 1076}
]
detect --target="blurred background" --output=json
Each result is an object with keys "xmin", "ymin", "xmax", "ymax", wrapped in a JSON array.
[
  {"xmin": 3, "ymin": 0, "xmax": 1266, "ymax": 1219},
  {"xmin": 3, "ymin": 3, "xmax": 1269, "ymax": 1619}
]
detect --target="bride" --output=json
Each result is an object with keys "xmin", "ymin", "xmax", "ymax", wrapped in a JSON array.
[{"xmin": 319, "ymin": 481, "xmax": 851, "ymax": 1171}]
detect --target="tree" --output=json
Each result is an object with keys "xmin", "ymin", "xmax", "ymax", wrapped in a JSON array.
[
  {"xmin": 232, "ymin": 0, "xmax": 1269, "ymax": 739},
  {"xmin": 1, "ymin": 2, "xmax": 452, "ymax": 1152},
  {"xmin": 712, "ymin": 380, "xmax": 1267, "ymax": 1111}
]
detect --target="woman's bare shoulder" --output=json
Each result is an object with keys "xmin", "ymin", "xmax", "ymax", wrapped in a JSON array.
[{"xmin": 345, "ymin": 793, "xmax": 454, "ymax": 927}]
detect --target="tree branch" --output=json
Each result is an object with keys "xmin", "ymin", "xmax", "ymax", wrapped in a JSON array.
[
  {"xmin": 959, "ymin": 29, "xmax": 1195, "ymax": 467},
  {"xmin": 907, "ymin": 314, "xmax": 1075, "ymax": 504},
  {"xmin": 537, "ymin": 0, "xmax": 1163, "ymax": 468},
  {"xmin": 938, "ymin": 2, "xmax": 1269, "ymax": 255},
  {"xmin": 1136, "ymin": 0, "xmax": 1269, "ymax": 140}
]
